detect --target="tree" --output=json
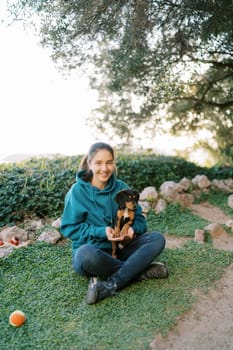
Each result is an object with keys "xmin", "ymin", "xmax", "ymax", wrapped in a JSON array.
[{"xmin": 9, "ymin": 0, "xmax": 233, "ymax": 161}]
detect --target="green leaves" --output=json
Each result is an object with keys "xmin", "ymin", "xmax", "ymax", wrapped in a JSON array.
[{"xmin": 0, "ymin": 156, "xmax": 81, "ymax": 226}]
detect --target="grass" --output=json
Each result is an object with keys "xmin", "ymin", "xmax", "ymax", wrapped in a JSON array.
[
  {"xmin": 1, "ymin": 240, "xmax": 233, "ymax": 350},
  {"xmin": 147, "ymin": 203, "xmax": 210, "ymax": 236},
  {"xmin": 1, "ymin": 190, "xmax": 233, "ymax": 349}
]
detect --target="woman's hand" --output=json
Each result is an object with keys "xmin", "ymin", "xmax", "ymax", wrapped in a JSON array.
[
  {"xmin": 106, "ymin": 226, "xmax": 135, "ymax": 242},
  {"xmin": 125, "ymin": 226, "xmax": 134, "ymax": 240},
  {"xmin": 106, "ymin": 227, "xmax": 125, "ymax": 242},
  {"xmin": 119, "ymin": 227, "xmax": 135, "ymax": 242}
]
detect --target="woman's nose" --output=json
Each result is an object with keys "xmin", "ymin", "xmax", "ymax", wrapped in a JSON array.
[{"xmin": 101, "ymin": 163, "xmax": 108, "ymax": 170}]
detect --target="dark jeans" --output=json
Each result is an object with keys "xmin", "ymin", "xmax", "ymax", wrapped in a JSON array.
[{"xmin": 73, "ymin": 232, "xmax": 166, "ymax": 289}]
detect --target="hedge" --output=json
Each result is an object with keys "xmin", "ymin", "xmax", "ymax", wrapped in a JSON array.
[{"xmin": 0, "ymin": 154, "xmax": 232, "ymax": 226}]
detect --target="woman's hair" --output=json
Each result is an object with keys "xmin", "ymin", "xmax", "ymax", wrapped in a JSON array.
[{"xmin": 79, "ymin": 142, "xmax": 115, "ymax": 181}]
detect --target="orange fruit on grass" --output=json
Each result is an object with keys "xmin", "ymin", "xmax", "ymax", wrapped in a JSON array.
[{"xmin": 9, "ymin": 310, "xmax": 26, "ymax": 327}]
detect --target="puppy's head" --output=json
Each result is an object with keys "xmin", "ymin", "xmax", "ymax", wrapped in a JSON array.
[{"xmin": 115, "ymin": 189, "xmax": 139, "ymax": 210}]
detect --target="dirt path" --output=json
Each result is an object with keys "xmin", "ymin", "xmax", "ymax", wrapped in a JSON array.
[
  {"xmin": 151, "ymin": 202, "xmax": 233, "ymax": 350},
  {"xmin": 189, "ymin": 201, "xmax": 233, "ymax": 225},
  {"xmin": 151, "ymin": 263, "xmax": 233, "ymax": 350}
]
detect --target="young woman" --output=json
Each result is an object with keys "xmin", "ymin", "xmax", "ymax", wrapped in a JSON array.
[{"xmin": 61, "ymin": 142, "xmax": 168, "ymax": 304}]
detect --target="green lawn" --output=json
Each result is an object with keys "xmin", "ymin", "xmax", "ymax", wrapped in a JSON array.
[
  {"xmin": 1, "ymin": 240, "xmax": 233, "ymax": 350},
  {"xmin": 1, "ymin": 190, "xmax": 233, "ymax": 349}
]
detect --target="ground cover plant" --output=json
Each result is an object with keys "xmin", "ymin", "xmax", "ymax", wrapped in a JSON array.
[
  {"xmin": 147, "ymin": 204, "xmax": 211, "ymax": 237},
  {"xmin": 1, "ymin": 227, "xmax": 233, "ymax": 349},
  {"xmin": 1, "ymin": 156, "xmax": 233, "ymax": 349}
]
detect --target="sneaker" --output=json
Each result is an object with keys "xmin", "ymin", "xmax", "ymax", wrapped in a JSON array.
[
  {"xmin": 138, "ymin": 262, "xmax": 169, "ymax": 281},
  {"xmin": 86, "ymin": 277, "xmax": 118, "ymax": 305}
]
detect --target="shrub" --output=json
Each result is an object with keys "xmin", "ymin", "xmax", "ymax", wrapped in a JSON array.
[
  {"xmin": 0, "ymin": 156, "xmax": 80, "ymax": 226},
  {"xmin": 116, "ymin": 154, "xmax": 205, "ymax": 190}
]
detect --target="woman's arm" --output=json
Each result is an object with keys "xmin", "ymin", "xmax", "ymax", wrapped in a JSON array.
[
  {"xmin": 131, "ymin": 205, "xmax": 148, "ymax": 235},
  {"xmin": 60, "ymin": 186, "xmax": 107, "ymax": 243}
]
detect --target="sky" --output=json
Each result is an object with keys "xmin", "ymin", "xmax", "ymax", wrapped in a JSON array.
[{"xmin": 0, "ymin": 1, "xmax": 99, "ymax": 162}]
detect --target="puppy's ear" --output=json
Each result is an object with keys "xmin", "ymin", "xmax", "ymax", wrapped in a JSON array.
[{"xmin": 114, "ymin": 190, "xmax": 128, "ymax": 207}]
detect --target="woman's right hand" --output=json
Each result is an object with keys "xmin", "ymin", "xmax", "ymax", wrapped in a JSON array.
[{"xmin": 106, "ymin": 226, "xmax": 125, "ymax": 242}]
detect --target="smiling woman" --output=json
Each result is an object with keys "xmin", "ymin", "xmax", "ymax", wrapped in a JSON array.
[
  {"xmin": 60, "ymin": 141, "xmax": 168, "ymax": 305},
  {"xmin": 0, "ymin": 2, "xmax": 98, "ymax": 162}
]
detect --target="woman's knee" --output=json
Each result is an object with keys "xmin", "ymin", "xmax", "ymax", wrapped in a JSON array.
[
  {"xmin": 150, "ymin": 232, "xmax": 166, "ymax": 250},
  {"xmin": 73, "ymin": 244, "xmax": 97, "ymax": 275}
]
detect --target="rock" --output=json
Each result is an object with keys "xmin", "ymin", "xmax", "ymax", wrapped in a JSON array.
[
  {"xmin": 192, "ymin": 175, "xmax": 211, "ymax": 189},
  {"xmin": 226, "ymin": 220, "xmax": 233, "ymax": 231},
  {"xmin": 139, "ymin": 200, "xmax": 151, "ymax": 215},
  {"xmin": 159, "ymin": 181, "xmax": 183, "ymax": 202},
  {"xmin": 179, "ymin": 177, "xmax": 192, "ymax": 191},
  {"xmin": 204, "ymin": 223, "xmax": 233, "ymax": 251},
  {"xmin": 37, "ymin": 229, "xmax": 62, "ymax": 244},
  {"xmin": 1, "ymin": 226, "xmax": 28, "ymax": 242},
  {"xmin": 155, "ymin": 199, "xmax": 167, "ymax": 213},
  {"xmin": 25, "ymin": 220, "xmax": 43, "ymax": 231},
  {"xmin": 227, "ymin": 194, "xmax": 233, "ymax": 209},
  {"xmin": 194, "ymin": 229, "xmax": 205, "ymax": 244},
  {"xmin": 139, "ymin": 187, "xmax": 158, "ymax": 208},
  {"xmin": 159, "ymin": 181, "xmax": 194, "ymax": 207},
  {"xmin": 204, "ymin": 223, "xmax": 227, "ymax": 239},
  {"xmin": 0, "ymin": 245, "xmax": 14, "ymax": 258},
  {"xmin": 212, "ymin": 178, "xmax": 233, "ymax": 192},
  {"xmin": 51, "ymin": 217, "xmax": 61, "ymax": 229},
  {"xmin": 178, "ymin": 193, "xmax": 194, "ymax": 207}
]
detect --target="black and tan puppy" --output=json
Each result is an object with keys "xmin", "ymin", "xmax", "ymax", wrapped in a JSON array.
[{"xmin": 112, "ymin": 189, "xmax": 139, "ymax": 258}]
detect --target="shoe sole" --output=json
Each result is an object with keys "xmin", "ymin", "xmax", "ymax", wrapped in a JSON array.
[{"xmin": 86, "ymin": 277, "xmax": 98, "ymax": 305}]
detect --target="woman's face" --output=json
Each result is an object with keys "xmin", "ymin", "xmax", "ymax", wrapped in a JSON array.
[{"xmin": 89, "ymin": 149, "xmax": 115, "ymax": 189}]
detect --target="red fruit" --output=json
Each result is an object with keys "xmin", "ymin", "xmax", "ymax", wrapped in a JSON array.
[
  {"xmin": 9, "ymin": 237, "xmax": 19, "ymax": 245},
  {"xmin": 0, "ymin": 240, "xmax": 4, "ymax": 246}
]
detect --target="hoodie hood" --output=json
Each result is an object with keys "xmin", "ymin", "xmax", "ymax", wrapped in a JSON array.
[{"xmin": 75, "ymin": 170, "xmax": 119, "ymax": 227}]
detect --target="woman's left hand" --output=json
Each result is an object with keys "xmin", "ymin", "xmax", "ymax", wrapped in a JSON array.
[{"xmin": 124, "ymin": 227, "xmax": 134, "ymax": 240}]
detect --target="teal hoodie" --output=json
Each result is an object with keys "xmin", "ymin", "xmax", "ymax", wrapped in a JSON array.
[{"xmin": 60, "ymin": 170, "xmax": 148, "ymax": 255}]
